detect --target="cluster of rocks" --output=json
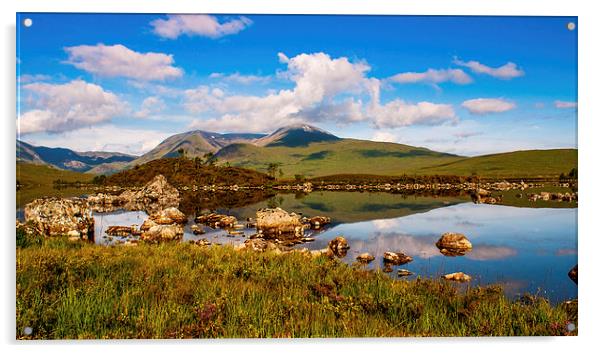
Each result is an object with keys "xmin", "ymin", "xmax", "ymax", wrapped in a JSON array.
[
  {"xmin": 528, "ymin": 191, "xmax": 577, "ymax": 202},
  {"xmin": 88, "ymin": 175, "xmax": 180, "ymax": 214},
  {"xmin": 273, "ymin": 182, "xmax": 313, "ymax": 192},
  {"xmin": 302, "ymin": 215, "xmax": 331, "ymax": 229},
  {"xmin": 139, "ymin": 207, "xmax": 187, "ymax": 243},
  {"xmin": 311, "ymin": 180, "xmax": 543, "ymax": 193},
  {"xmin": 470, "ymin": 188, "xmax": 503, "ymax": 205},
  {"xmin": 195, "ymin": 213, "xmax": 238, "ymax": 229},
  {"xmin": 23, "ymin": 197, "xmax": 94, "ymax": 240}
]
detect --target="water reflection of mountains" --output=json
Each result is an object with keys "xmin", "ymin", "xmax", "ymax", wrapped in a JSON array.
[{"xmin": 212, "ymin": 190, "xmax": 471, "ymax": 224}]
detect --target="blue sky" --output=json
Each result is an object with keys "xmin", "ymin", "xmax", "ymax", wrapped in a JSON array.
[{"xmin": 16, "ymin": 14, "xmax": 577, "ymax": 156}]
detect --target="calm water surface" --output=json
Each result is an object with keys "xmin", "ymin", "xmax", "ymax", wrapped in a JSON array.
[{"xmin": 90, "ymin": 191, "xmax": 577, "ymax": 303}]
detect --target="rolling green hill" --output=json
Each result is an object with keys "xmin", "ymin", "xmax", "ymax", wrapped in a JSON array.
[
  {"xmin": 419, "ymin": 149, "xmax": 577, "ymax": 178},
  {"xmin": 215, "ymin": 139, "xmax": 463, "ymax": 178}
]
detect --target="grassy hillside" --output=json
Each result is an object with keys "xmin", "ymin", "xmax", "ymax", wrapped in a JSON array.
[
  {"xmin": 216, "ymin": 139, "xmax": 463, "ymax": 178},
  {"xmin": 104, "ymin": 157, "xmax": 273, "ymax": 187},
  {"xmin": 420, "ymin": 149, "xmax": 577, "ymax": 178},
  {"xmin": 17, "ymin": 237, "xmax": 576, "ymax": 338},
  {"xmin": 216, "ymin": 141, "xmax": 576, "ymax": 179}
]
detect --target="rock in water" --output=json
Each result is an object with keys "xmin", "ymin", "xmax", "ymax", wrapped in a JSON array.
[
  {"xmin": 255, "ymin": 208, "xmax": 306, "ymax": 237},
  {"xmin": 568, "ymin": 265, "xmax": 578, "ymax": 284},
  {"xmin": 328, "ymin": 236, "xmax": 350, "ymax": 258},
  {"xmin": 442, "ymin": 272, "xmax": 472, "ymax": 282},
  {"xmin": 307, "ymin": 215, "xmax": 331, "ymax": 229},
  {"xmin": 24, "ymin": 197, "xmax": 94, "ymax": 238},
  {"xmin": 383, "ymin": 251, "xmax": 413, "ymax": 265},
  {"xmin": 140, "ymin": 224, "xmax": 184, "ymax": 243},
  {"xmin": 356, "ymin": 253, "xmax": 375, "ymax": 264},
  {"xmin": 397, "ymin": 269, "xmax": 414, "ymax": 277},
  {"xmin": 119, "ymin": 175, "xmax": 180, "ymax": 213},
  {"xmin": 436, "ymin": 232, "xmax": 472, "ymax": 257},
  {"xmin": 149, "ymin": 207, "xmax": 187, "ymax": 225}
]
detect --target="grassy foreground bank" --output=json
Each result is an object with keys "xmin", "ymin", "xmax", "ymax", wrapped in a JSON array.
[{"xmin": 17, "ymin": 237, "xmax": 577, "ymax": 339}]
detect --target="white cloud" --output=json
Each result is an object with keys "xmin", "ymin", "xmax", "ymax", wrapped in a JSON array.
[
  {"xmin": 209, "ymin": 72, "xmax": 270, "ymax": 85},
  {"xmin": 367, "ymin": 78, "xmax": 457, "ymax": 128},
  {"xmin": 554, "ymin": 100, "xmax": 578, "ymax": 109},
  {"xmin": 184, "ymin": 52, "xmax": 458, "ymax": 132},
  {"xmin": 184, "ymin": 52, "xmax": 372, "ymax": 132},
  {"xmin": 18, "ymin": 80, "xmax": 127, "ymax": 134},
  {"xmin": 277, "ymin": 52, "xmax": 289, "ymax": 63},
  {"xmin": 18, "ymin": 74, "xmax": 52, "ymax": 84},
  {"xmin": 461, "ymin": 98, "xmax": 516, "ymax": 115},
  {"xmin": 64, "ymin": 44, "xmax": 183, "ymax": 81},
  {"xmin": 151, "ymin": 14, "xmax": 252, "ymax": 39},
  {"xmin": 388, "ymin": 68, "xmax": 472, "ymax": 85},
  {"xmin": 372, "ymin": 131, "xmax": 398, "ymax": 143},
  {"xmin": 453, "ymin": 58, "xmax": 524, "ymax": 79},
  {"xmin": 134, "ymin": 96, "xmax": 166, "ymax": 118},
  {"xmin": 23, "ymin": 125, "xmax": 172, "ymax": 156}
]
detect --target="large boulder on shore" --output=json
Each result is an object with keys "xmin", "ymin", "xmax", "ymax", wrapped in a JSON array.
[
  {"xmin": 24, "ymin": 197, "xmax": 94, "ymax": 239},
  {"xmin": 436, "ymin": 232, "xmax": 472, "ymax": 257},
  {"xmin": 256, "ymin": 208, "xmax": 306, "ymax": 237}
]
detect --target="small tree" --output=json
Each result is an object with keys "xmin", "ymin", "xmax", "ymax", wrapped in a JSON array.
[
  {"xmin": 267, "ymin": 162, "xmax": 281, "ymax": 179},
  {"xmin": 203, "ymin": 152, "xmax": 215, "ymax": 166}
]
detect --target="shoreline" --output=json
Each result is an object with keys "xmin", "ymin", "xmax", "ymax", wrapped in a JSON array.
[{"xmin": 16, "ymin": 238, "xmax": 578, "ymax": 339}]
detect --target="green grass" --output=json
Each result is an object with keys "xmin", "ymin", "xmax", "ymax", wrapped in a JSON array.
[
  {"xmin": 17, "ymin": 238, "xmax": 577, "ymax": 339},
  {"xmin": 216, "ymin": 139, "xmax": 462, "ymax": 178},
  {"xmin": 420, "ymin": 149, "xmax": 577, "ymax": 179}
]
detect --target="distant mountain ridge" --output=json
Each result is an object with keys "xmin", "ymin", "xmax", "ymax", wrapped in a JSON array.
[
  {"xmin": 16, "ymin": 140, "xmax": 136, "ymax": 172},
  {"xmin": 132, "ymin": 130, "xmax": 266, "ymax": 166},
  {"xmin": 16, "ymin": 124, "xmax": 578, "ymax": 179}
]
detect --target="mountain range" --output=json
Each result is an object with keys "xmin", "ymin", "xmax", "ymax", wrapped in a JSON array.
[{"xmin": 16, "ymin": 124, "xmax": 577, "ymax": 178}]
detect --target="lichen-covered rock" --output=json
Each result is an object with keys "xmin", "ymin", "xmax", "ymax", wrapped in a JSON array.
[
  {"xmin": 397, "ymin": 269, "xmax": 414, "ymax": 277},
  {"xmin": 256, "ymin": 208, "xmax": 306, "ymax": 237},
  {"xmin": 328, "ymin": 236, "xmax": 350, "ymax": 258},
  {"xmin": 24, "ymin": 197, "xmax": 94, "ymax": 239},
  {"xmin": 238, "ymin": 238, "xmax": 282, "ymax": 253},
  {"xmin": 306, "ymin": 215, "xmax": 331, "ymax": 229},
  {"xmin": 356, "ymin": 253, "xmax": 375, "ymax": 264},
  {"xmin": 140, "ymin": 224, "xmax": 183, "ymax": 243},
  {"xmin": 149, "ymin": 207, "xmax": 187, "ymax": 225},
  {"xmin": 383, "ymin": 251, "xmax": 413, "ymax": 265},
  {"xmin": 442, "ymin": 272, "xmax": 472, "ymax": 282},
  {"xmin": 195, "ymin": 213, "xmax": 238, "ymax": 228}
]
